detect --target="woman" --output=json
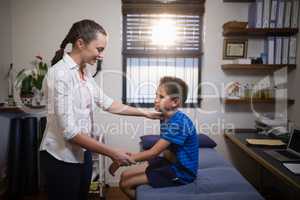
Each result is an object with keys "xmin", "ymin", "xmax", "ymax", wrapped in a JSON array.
[{"xmin": 39, "ymin": 19, "xmax": 161, "ymax": 200}]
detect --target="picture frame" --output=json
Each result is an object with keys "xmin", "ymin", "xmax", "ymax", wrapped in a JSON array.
[{"xmin": 223, "ymin": 39, "xmax": 248, "ymax": 59}]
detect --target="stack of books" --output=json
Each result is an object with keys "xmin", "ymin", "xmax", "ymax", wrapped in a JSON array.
[
  {"xmin": 248, "ymin": 0, "xmax": 299, "ymax": 65},
  {"xmin": 248, "ymin": 0, "xmax": 299, "ymax": 29}
]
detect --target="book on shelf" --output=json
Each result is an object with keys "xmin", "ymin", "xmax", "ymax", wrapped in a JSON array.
[
  {"xmin": 275, "ymin": 37, "xmax": 283, "ymax": 64},
  {"xmin": 282, "ymin": 37, "xmax": 290, "ymax": 64},
  {"xmin": 288, "ymin": 36, "xmax": 297, "ymax": 64},
  {"xmin": 284, "ymin": 0, "xmax": 292, "ymax": 28},
  {"xmin": 263, "ymin": 0, "xmax": 271, "ymax": 28},
  {"xmin": 291, "ymin": 0, "xmax": 300, "ymax": 28},
  {"xmin": 248, "ymin": 0, "xmax": 263, "ymax": 28},
  {"xmin": 266, "ymin": 37, "xmax": 276, "ymax": 64},
  {"xmin": 276, "ymin": 0, "xmax": 285, "ymax": 28},
  {"xmin": 270, "ymin": 0, "xmax": 278, "ymax": 28}
]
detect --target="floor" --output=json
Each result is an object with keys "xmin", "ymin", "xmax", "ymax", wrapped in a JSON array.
[
  {"xmin": 104, "ymin": 187, "xmax": 130, "ymax": 200},
  {"xmin": 5, "ymin": 187, "xmax": 130, "ymax": 200}
]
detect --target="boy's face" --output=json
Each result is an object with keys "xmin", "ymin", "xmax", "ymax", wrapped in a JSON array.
[{"xmin": 154, "ymin": 86, "xmax": 179, "ymax": 112}]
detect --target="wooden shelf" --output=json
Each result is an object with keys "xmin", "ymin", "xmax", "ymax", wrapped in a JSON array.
[
  {"xmin": 223, "ymin": 98, "xmax": 295, "ymax": 105},
  {"xmin": 0, "ymin": 105, "xmax": 46, "ymax": 113},
  {"xmin": 0, "ymin": 106, "xmax": 25, "ymax": 113},
  {"xmin": 223, "ymin": 0, "xmax": 254, "ymax": 2},
  {"xmin": 223, "ymin": 28, "xmax": 298, "ymax": 37},
  {"xmin": 221, "ymin": 64, "xmax": 296, "ymax": 70}
]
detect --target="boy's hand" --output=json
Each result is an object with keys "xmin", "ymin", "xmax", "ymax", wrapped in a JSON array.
[
  {"xmin": 125, "ymin": 151, "xmax": 133, "ymax": 156},
  {"xmin": 109, "ymin": 162, "xmax": 120, "ymax": 176},
  {"xmin": 112, "ymin": 149, "xmax": 135, "ymax": 166}
]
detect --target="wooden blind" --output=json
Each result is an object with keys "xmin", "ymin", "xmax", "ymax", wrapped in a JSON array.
[
  {"xmin": 123, "ymin": 14, "xmax": 202, "ymax": 56},
  {"xmin": 122, "ymin": 0, "xmax": 204, "ymax": 106},
  {"xmin": 122, "ymin": 0, "xmax": 205, "ymax": 15}
]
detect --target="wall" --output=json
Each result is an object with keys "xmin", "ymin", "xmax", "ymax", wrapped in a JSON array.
[
  {"xmin": 0, "ymin": 0, "xmax": 12, "ymax": 102},
  {"xmin": 9, "ymin": 0, "xmax": 299, "ymax": 186},
  {"xmin": 289, "ymin": 18, "xmax": 300, "ymax": 126},
  {"xmin": 0, "ymin": 0, "xmax": 12, "ymax": 185}
]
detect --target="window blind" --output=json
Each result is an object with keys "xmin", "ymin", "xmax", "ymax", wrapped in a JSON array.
[{"xmin": 122, "ymin": 0, "xmax": 204, "ymax": 107}]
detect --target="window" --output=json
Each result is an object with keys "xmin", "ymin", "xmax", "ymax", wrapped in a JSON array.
[{"xmin": 122, "ymin": 0, "xmax": 205, "ymax": 107}]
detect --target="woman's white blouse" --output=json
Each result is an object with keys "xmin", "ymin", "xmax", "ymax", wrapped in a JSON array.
[{"xmin": 39, "ymin": 54, "xmax": 113, "ymax": 163}]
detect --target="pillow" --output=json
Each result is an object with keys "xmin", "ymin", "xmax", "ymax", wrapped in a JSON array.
[
  {"xmin": 140, "ymin": 135, "xmax": 160, "ymax": 150},
  {"xmin": 140, "ymin": 133, "xmax": 217, "ymax": 150},
  {"xmin": 198, "ymin": 133, "xmax": 217, "ymax": 148}
]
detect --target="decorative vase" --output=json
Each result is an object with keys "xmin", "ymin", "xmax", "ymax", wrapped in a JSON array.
[
  {"xmin": 32, "ymin": 87, "xmax": 44, "ymax": 106},
  {"xmin": 21, "ymin": 94, "xmax": 33, "ymax": 106}
]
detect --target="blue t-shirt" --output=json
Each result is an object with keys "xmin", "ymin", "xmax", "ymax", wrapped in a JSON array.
[{"xmin": 160, "ymin": 111, "xmax": 199, "ymax": 184}]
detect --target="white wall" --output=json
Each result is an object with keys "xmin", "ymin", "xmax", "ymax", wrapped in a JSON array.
[
  {"xmin": 0, "ymin": 0, "xmax": 12, "ymax": 102},
  {"xmin": 9, "ymin": 0, "xmax": 299, "ymax": 185},
  {"xmin": 289, "ymin": 18, "xmax": 300, "ymax": 126}
]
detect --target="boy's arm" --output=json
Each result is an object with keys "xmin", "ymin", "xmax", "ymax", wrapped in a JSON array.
[
  {"xmin": 131, "ymin": 139, "xmax": 170, "ymax": 162},
  {"xmin": 109, "ymin": 139, "xmax": 170, "ymax": 176}
]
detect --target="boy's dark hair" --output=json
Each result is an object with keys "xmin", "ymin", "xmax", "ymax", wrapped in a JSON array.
[
  {"xmin": 159, "ymin": 76, "xmax": 188, "ymax": 104},
  {"xmin": 51, "ymin": 19, "xmax": 107, "ymax": 66}
]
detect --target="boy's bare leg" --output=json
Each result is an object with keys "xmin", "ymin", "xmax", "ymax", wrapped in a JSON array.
[
  {"xmin": 121, "ymin": 164, "xmax": 148, "ymax": 180},
  {"xmin": 119, "ymin": 165, "xmax": 148, "ymax": 199},
  {"xmin": 120, "ymin": 173, "xmax": 149, "ymax": 200}
]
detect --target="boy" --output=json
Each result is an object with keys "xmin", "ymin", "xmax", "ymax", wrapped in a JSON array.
[{"xmin": 109, "ymin": 76, "xmax": 199, "ymax": 199}]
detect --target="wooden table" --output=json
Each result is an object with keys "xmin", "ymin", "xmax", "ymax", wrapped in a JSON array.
[
  {"xmin": 0, "ymin": 105, "xmax": 46, "ymax": 114},
  {"xmin": 224, "ymin": 129, "xmax": 300, "ymax": 200}
]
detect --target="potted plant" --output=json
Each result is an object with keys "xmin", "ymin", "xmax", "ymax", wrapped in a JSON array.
[{"xmin": 15, "ymin": 55, "xmax": 48, "ymax": 106}]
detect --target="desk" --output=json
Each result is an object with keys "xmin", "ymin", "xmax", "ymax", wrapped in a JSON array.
[{"xmin": 224, "ymin": 129, "xmax": 300, "ymax": 200}]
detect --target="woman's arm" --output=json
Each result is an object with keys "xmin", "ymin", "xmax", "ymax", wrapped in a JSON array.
[
  {"xmin": 107, "ymin": 101, "xmax": 161, "ymax": 119},
  {"xmin": 108, "ymin": 139, "xmax": 170, "ymax": 176},
  {"xmin": 70, "ymin": 133, "xmax": 133, "ymax": 165},
  {"xmin": 130, "ymin": 139, "xmax": 171, "ymax": 162},
  {"xmin": 91, "ymin": 78, "xmax": 161, "ymax": 119}
]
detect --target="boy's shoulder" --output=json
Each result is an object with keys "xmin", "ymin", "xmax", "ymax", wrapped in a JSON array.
[
  {"xmin": 170, "ymin": 111, "xmax": 193, "ymax": 124},
  {"xmin": 167, "ymin": 111, "xmax": 196, "ymax": 133}
]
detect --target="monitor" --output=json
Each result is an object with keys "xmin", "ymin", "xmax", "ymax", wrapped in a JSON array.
[{"xmin": 287, "ymin": 129, "xmax": 300, "ymax": 157}]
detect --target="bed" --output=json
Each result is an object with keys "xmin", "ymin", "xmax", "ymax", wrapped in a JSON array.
[{"xmin": 136, "ymin": 147, "xmax": 264, "ymax": 200}]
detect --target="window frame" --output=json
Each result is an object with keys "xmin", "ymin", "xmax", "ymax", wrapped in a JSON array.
[{"xmin": 122, "ymin": 0, "xmax": 205, "ymax": 108}]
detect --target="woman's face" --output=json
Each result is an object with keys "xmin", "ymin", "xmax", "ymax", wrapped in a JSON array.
[{"xmin": 81, "ymin": 32, "xmax": 107, "ymax": 65}]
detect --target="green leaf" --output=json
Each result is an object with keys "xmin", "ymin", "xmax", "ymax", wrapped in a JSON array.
[
  {"xmin": 16, "ymin": 69, "xmax": 25, "ymax": 79},
  {"xmin": 44, "ymin": 63, "xmax": 48, "ymax": 71},
  {"xmin": 21, "ymin": 75, "xmax": 33, "ymax": 95}
]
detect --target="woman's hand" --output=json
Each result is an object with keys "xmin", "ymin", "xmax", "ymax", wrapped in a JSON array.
[
  {"xmin": 111, "ymin": 149, "xmax": 135, "ymax": 166},
  {"xmin": 144, "ymin": 110, "xmax": 162, "ymax": 120},
  {"xmin": 109, "ymin": 151, "xmax": 135, "ymax": 176}
]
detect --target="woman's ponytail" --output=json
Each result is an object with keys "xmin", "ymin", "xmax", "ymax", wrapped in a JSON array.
[
  {"xmin": 51, "ymin": 33, "xmax": 70, "ymax": 66},
  {"xmin": 51, "ymin": 48, "xmax": 64, "ymax": 66}
]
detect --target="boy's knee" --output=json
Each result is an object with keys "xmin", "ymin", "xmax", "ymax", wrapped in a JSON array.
[
  {"xmin": 119, "ymin": 180, "xmax": 128, "ymax": 189},
  {"xmin": 121, "ymin": 170, "xmax": 130, "ymax": 180},
  {"xmin": 120, "ymin": 172, "xmax": 126, "ymax": 181},
  {"xmin": 119, "ymin": 180, "xmax": 124, "ymax": 189}
]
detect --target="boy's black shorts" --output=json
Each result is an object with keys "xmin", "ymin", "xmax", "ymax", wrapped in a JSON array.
[{"xmin": 145, "ymin": 157, "xmax": 183, "ymax": 188}]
